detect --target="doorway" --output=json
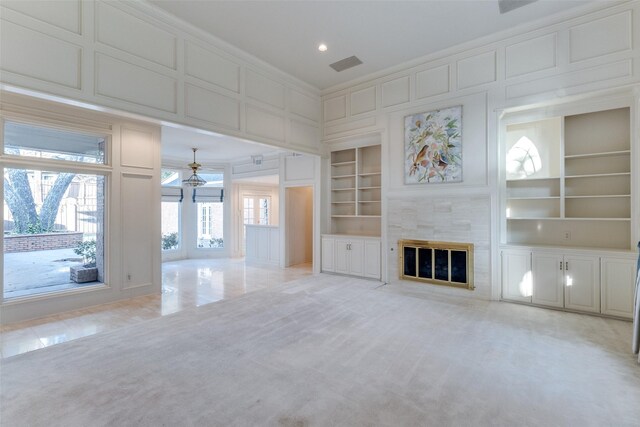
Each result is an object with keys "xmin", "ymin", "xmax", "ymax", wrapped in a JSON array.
[{"xmin": 285, "ymin": 186, "xmax": 313, "ymax": 267}]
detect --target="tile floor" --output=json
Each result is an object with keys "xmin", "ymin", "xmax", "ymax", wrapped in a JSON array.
[{"xmin": 0, "ymin": 258, "xmax": 313, "ymax": 358}]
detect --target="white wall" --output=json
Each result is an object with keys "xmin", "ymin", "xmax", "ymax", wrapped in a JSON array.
[
  {"xmin": 321, "ymin": 1, "xmax": 640, "ymax": 300},
  {"xmin": 0, "ymin": 0, "xmax": 321, "ymax": 154},
  {"xmin": 280, "ymin": 154, "xmax": 322, "ymax": 273},
  {"xmin": 285, "ymin": 186, "xmax": 313, "ymax": 266},
  {"xmin": 0, "ymin": 92, "xmax": 161, "ymax": 323}
]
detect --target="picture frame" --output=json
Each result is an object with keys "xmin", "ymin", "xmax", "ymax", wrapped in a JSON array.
[{"xmin": 404, "ymin": 106, "xmax": 462, "ymax": 184}]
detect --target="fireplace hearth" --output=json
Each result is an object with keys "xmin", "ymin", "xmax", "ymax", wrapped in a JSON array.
[{"xmin": 399, "ymin": 240, "xmax": 474, "ymax": 290}]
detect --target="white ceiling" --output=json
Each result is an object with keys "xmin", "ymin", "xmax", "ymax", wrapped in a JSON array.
[
  {"xmin": 161, "ymin": 125, "xmax": 282, "ymax": 165},
  {"xmin": 150, "ymin": 0, "xmax": 592, "ymax": 90}
]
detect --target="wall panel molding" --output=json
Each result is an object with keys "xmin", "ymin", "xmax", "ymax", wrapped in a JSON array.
[
  {"xmin": 95, "ymin": 1, "xmax": 177, "ymax": 70},
  {"xmin": 1, "ymin": 0, "xmax": 82, "ymax": 35},
  {"xmin": 0, "ymin": 20, "xmax": 82, "ymax": 90},
  {"xmin": 569, "ymin": 11, "xmax": 633, "ymax": 63},
  {"xmin": 0, "ymin": 0, "xmax": 321, "ymax": 154},
  {"xmin": 184, "ymin": 82, "xmax": 241, "ymax": 131},
  {"xmin": 94, "ymin": 53, "xmax": 177, "ymax": 113}
]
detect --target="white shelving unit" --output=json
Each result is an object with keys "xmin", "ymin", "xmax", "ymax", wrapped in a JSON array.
[
  {"xmin": 324, "ymin": 143, "xmax": 382, "ymax": 280},
  {"xmin": 505, "ymin": 108, "xmax": 632, "ymax": 250},
  {"xmin": 330, "ymin": 145, "xmax": 381, "ymax": 236}
]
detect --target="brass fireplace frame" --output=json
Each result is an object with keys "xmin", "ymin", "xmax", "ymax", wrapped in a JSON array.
[{"xmin": 398, "ymin": 239, "xmax": 474, "ymax": 290}]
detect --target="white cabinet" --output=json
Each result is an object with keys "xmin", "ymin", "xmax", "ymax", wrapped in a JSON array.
[
  {"xmin": 502, "ymin": 247, "xmax": 632, "ymax": 318},
  {"xmin": 321, "ymin": 235, "xmax": 380, "ymax": 280},
  {"xmin": 563, "ymin": 254, "xmax": 600, "ymax": 314},
  {"xmin": 601, "ymin": 257, "xmax": 636, "ymax": 319},
  {"xmin": 501, "ymin": 250, "xmax": 532, "ymax": 303},
  {"xmin": 321, "ymin": 237, "xmax": 335, "ymax": 272},
  {"xmin": 531, "ymin": 253, "xmax": 564, "ymax": 308}
]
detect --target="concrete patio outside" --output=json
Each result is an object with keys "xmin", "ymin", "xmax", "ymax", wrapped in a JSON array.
[{"xmin": 4, "ymin": 248, "xmax": 97, "ymax": 299}]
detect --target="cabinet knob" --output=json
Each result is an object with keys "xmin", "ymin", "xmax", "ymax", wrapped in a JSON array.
[
  {"xmin": 565, "ymin": 261, "xmax": 568, "ymax": 271},
  {"xmin": 560, "ymin": 261, "xmax": 563, "ymax": 270}
]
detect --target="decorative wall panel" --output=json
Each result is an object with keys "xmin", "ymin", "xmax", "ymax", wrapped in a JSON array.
[
  {"xmin": 415, "ymin": 65, "xmax": 450, "ymax": 99},
  {"xmin": 185, "ymin": 83, "xmax": 240, "ymax": 130},
  {"xmin": 96, "ymin": 2, "xmax": 176, "ymax": 69},
  {"xmin": 0, "ymin": 20, "xmax": 81, "ymax": 89},
  {"xmin": 382, "ymin": 76, "xmax": 410, "ymax": 108},
  {"xmin": 95, "ymin": 53, "xmax": 177, "ymax": 113},
  {"xmin": 184, "ymin": 41, "xmax": 240, "ymax": 93}
]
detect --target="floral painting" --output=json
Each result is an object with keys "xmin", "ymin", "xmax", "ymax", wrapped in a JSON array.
[{"xmin": 404, "ymin": 106, "xmax": 462, "ymax": 184}]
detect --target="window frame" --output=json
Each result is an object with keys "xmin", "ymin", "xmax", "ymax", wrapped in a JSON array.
[{"xmin": 0, "ymin": 115, "xmax": 113, "ymax": 303}]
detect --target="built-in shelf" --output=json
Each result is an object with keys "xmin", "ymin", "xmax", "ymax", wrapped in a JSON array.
[
  {"xmin": 564, "ymin": 149, "xmax": 630, "ymax": 159},
  {"xmin": 330, "ymin": 144, "xmax": 382, "ymax": 236},
  {"xmin": 565, "ymin": 194, "xmax": 630, "ymax": 199},
  {"xmin": 503, "ymin": 107, "xmax": 631, "ymax": 250},
  {"xmin": 507, "ymin": 177, "xmax": 560, "ymax": 183},
  {"xmin": 508, "ymin": 217, "xmax": 630, "ymax": 221},
  {"xmin": 565, "ymin": 172, "xmax": 630, "ymax": 179}
]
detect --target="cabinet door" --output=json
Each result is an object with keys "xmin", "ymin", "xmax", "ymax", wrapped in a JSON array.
[
  {"xmin": 601, "ymin": 257, "xmax": 636, "ymax": 319},
  {"xmin": 531, "ymin": 252, "xmax": 564, "ymax": 308},
  {"xmin": 334, "ymin": 239, "xmax": 350, "ymax": 274},
  {"xmin": 321, "ymin": 237, "xmax": 335, "ymax": 272},
  {"xmin": 564, "ymin": 255, "xmax": 600, "ymax": 313},
  {"xmin": 502, "ymin": 250, "xmax": 532, "ymax": 303},
  {"xmin": 363, "ymin": 240, "xmax": 381, "ymax": 279},
  {"xmin": 349, "ymin": 239, "xmax": 365, "ymax": 276}
]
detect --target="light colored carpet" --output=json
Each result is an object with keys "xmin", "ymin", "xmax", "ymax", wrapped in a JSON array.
[{"xmin": 1, "ymin": 274, "xmax": 639, "ymax": 426}]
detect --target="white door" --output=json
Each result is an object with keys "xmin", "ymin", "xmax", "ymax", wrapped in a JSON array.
[
  {"xmin": 601, "ymin": 257, "xmax": 635, "ymax": 319},
  {"xmin": 501, "ymin": 250, "xmax": 532, "ymax": 303},
  {"xmin": 564, "ymin": 254, "xmax": 600, "ymax": 313},
  {"xmin": 363, "ymin": 240, "xmax": 381, "ymax": 279},
  {"xmin": 321, "ymin": 237, "xmax": 335, "ymax": 273},
  {"xmin": 349, "ymin": 239, "xmax": 364, "ymax": 276},
  {"xmin": 531, "ymin": 252, "xmax": 564, "ymax": 308},
  {"xmin": 335, "ymin": 239, "xmax": 350, "ymax": 274}
]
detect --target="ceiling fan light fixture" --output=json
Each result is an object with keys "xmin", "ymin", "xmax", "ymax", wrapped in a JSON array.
[{"xmin": 182, "ymin": 147, "xmax": 207, "ymax": 187}]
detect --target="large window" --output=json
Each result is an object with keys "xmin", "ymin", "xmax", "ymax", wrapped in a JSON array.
[
  {"xmin": 2, "ymin": 121, "xmax": 108, "ymax": 299},
  {"xmin": 4, "ymin": 121, "xmax": 106, "ymax": 164},
  {"xmin": 194, "ymin": 169, "xmax": 224, "ymax": 249},
  {"xmin": 161, "ymin": 169, "xmax": 181, "ymax": 251},
  {"xmin": 196, "ymin": 202, "xmax": 223, "ymax": 248},
  {"xmin": 161, "ymin": 202, "xmax": 180, "ymax": 251}
]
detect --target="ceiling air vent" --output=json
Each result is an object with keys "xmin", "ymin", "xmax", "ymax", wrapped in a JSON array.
[
  {"xmin": 498, "ymin": 0, "xmax": 536, "ymax": 14},
  {"xmin": 329, "ymin": 56, "xmax": 363, "ymax": 72}
]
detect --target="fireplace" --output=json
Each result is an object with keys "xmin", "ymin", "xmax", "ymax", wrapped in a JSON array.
[{"xmin": 398, "ymin": 239, "xmax": 474, "ymax": 290}]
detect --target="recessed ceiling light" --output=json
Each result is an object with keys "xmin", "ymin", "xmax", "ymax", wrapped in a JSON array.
[{"xmin": 318, "ymin": 43, "xmax": 327, "ymax": 52}]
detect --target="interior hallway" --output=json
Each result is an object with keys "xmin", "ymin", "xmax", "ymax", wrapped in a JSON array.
[{"xmin": 0, "ymin": 259, "xmax": 312, "ymax": 358}]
